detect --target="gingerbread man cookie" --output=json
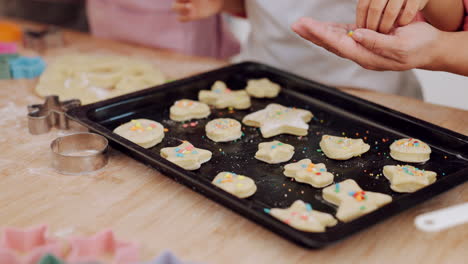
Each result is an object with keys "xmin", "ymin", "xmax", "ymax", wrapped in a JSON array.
[
  {"xmin": 212, "ymin": 172, "xmax": 257, "ymax": 198},
  {"xmin": 390, "ymin": 138, "xmax": 431, "ymax": 163},
  {"xmin": 383, "ymin": 165, "xmax": 437, "ymax": 193},
  {"xmin": 205, "ymin": 118, "xmax": 243, "ymax": 142},
  {"xmin": 160, "ymin": 141, "xmax": 212, "ymax": 170},
  {"xmin": 169, "ymin": 99, "xmax": 210, "ymax": 122},
  {"xmin": 319, "ymin": 135, "xmax": 370, "ymax": 160},
  {"xmin": 267, "ymin": 200, "xmax": 337, "ymax": 232},
  {"xmin": 113, "ymin": 119, "xmax": 164, "ymax": 148},
  {"xmin": 198, "ymin": 81, "xmax": 251, "ymax": 109},
  {"xmin": 246, "ymin": 78, "xmax": 281, "ymax": 98},
  {"xmin": 242, "ymin": 104, "xmax": 313, "ymax": 138},
  {"xmin": 323, "ymin": 179, "xmax": 392, "ymax": 222},
  {"xmin": 255, "ymin": 141, "xmax": 295, "ymax": 164},
  {"xmin": 283, "ymin": 159, "xmax": 334, "ymax": 188}
]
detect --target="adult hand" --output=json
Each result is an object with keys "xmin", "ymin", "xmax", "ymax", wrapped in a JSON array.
[
  {"xmin": 356, "ymin": 0, "xmax": 429, "ymax": 33},
  {"xmin": 173, "ymin": 0, "xmax": 224, "ymax": 22},
  {"xmin": 291, "ymin": 17, "xmax": 442, "ymax": 71}
]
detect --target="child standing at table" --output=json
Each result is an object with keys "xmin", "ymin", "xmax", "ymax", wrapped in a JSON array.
[
  {"xmin": 173, "ymin": 0, "xmax": 459, "ymax": 99},
  {"xmin": 86, "ymin": 0, "xmax": 240, "ymax": 59}
]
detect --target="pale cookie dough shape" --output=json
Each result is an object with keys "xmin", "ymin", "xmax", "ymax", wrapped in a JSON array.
[
  {"xmin": 390, "ymin": 138, "xmax": 431, "ymax": 163},
  {"xmin": 255, "ymin": 141, "xmax": 295, "ymax": 164},
  {"xmin": 319, "ymin": 135, "xmax": 370, "ymax": 160},
  {"xmin": 383, "ymin": 165, "xmax": 437, "ymax": 193},
  {"xmin": 160, "ymin": 141, "xmax": 212, "ymax": 170},
  {"xmin": 242, "ymin": 103, "xmax": 313, "ymax": 138},
  {"xmin": 323, "ymin": 179, "xmax": 392, "ymax": 222},
  {"xmin": 268, "ymin": 200, "xmax": 337, "ymax": 232},
  {"xmin": 169, "ymin": 99, "xmax": 210, "ymax": 122},
  {"xmin": 246, "ymin": 78, "xmax": 281, "ymax": 98},
  {"xmin": 198, "ymin": 81, "xmax": 251, "ymax": 109},
  {"xmin": 205, "ymin": 118, "xmax": 243, "ymax": 142},
  {"xmin": 284, "ymin": 159, "xmax": 334, "ymax": 188},
  {"xmin": 212, "ymin": 172, "xmax": 257, "ymax": 198},
  {"xmin": 113, "ymin": 119, "xmax": 164, "ymax": 148}
]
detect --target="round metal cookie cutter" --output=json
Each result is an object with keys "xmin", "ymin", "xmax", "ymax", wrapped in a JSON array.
[{"xmin": 51, "ymin": 133, "xmax": 109, "ymax": 175}]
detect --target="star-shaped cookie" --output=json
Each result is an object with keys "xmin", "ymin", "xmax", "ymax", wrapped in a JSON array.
[
  {"xmin": 323, "ymin": 179, "xmax": 393, "ymax": 222},
  {"xmin": 319, "ymin": 135, "xmax": 370, "ymax": 160},
  {"xmin": 283, "ymin": 159, "xmax": 334, "ymax": 188},
  {"xmin": 67, "ymin": 230, "xmax": 139, "ymax": 264},
  {"xmin": 383, "ymin": 165, "xmax": 437, "ymax": 193},
  {"xmin": 198, "ymin": 81, "xmax": 251, "ymax": 109},
  {"xmin": 242, "ymin": 104, "xmax": 313, "ymax": 138},
  {"xmin": 160, "ymin": 141, "xmax": 212, "ymax": 170},
  {"xmin": 169, "ymin": 99, "xmax": 210, "ymax": 122},
  {"xmin": 0, "ymin": 225, "xmax": 63, "ymax": 264},
  {"xmin": 390, "ymin": 138, "xmax": 431, "ymax": 163},
  {"xmin": 255, "ymin": 141, "xmax": 295, "ymax": 164},
  {"xmin": 212, "ymin": 172, "xmax": 257, "ymax": 198},
  {"xmin": 245, "ymin": 78, "xmax": 281, "ymax": 98},
  {"xmin": 267, "ymin": 200, "xmax": 337, "ymax": 232}
]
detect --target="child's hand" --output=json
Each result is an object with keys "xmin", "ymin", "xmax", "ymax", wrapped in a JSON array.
[
  {"xmin": 356, "ymin": 0, "xmax": 429, "ymax": 33},
  {"xmin": 173, "ymin": 0, "xmax": 224, "ymax": 22}
]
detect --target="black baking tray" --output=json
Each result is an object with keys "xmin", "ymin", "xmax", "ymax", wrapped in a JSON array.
[{"xmin": 67, "ymin": 62, "xmax": 468, "ymax": 248}]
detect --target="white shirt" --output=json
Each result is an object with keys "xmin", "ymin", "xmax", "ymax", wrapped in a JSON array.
[{"xmin": 237, "ymin": 0, "xmax": 422, "ymax": 98}]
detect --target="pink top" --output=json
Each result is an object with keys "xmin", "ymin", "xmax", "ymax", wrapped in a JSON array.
[
  {"xmin": 86, "ymin": 0, "xmax": 240, "ymax": 59},
  {"xmin": 464, "ymin": 0, "xmax": 468, "ymax": 30}
]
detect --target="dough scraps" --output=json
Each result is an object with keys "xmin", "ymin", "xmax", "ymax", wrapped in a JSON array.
[{"xmin": 35, "ymin": 54, "xmax": 165, "ymax": 104}]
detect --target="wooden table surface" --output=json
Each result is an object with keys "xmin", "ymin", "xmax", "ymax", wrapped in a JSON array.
[{"xmin": 0, "ymin": 21, "xmax": 467, "ymax": 264}]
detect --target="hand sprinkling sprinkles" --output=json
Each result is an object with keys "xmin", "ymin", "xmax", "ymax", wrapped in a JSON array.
[
  {"xmin": 266, "ymin": 200, "xmax": 337, "ymax": 232},
  {"xmin": 383, "ymin": 165, "xmax": 437, "ymax": 193}
]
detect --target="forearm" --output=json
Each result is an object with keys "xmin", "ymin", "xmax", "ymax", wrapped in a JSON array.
[
  {"xmin": 222, "ymin": 0, "xmax": 245, "ymax": 16},
  {"xmin": 422, "ymin": 0, "xmax": 465, "ymax": 31},
  {"xmin": 427, "ymin": 31, "xmax": 468, "ymax": 76}
]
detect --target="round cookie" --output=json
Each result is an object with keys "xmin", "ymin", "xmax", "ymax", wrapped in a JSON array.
[
  {"xmin": 113, "ymin": 119, "xmax": 164, "ymax": 148},
  {"xmin": 389, "ymin": 138, "xmax": 431, "ymax": 163},
  {"xmin": 255, "ymin": 141, "xmax": 294, "ymax": 164},
  {"xmin": 212, "ymin": 172, "xmax": 257, "ymax": 198},
  {"xmin": 246, "ymin": 78, "xmax": 281, "ymax": 98},
  {"xmin": 319, "ymin": 135, "xmax": 370, "ymax": 160},
  {"xmin": 205, "ymin": 118, "xmax": 242, "ymax": 142},
  {"xmin": 169, "ymin": 99, "xmax": 210, "ymax": 122}
]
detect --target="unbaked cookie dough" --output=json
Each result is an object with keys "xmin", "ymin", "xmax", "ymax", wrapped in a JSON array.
[
  {"xmin": 242, "ymin": 104, "xmax": 313, "ymax": 138},
  {"xmin": 205, "ymin": 118, "xmax": 242, "ymax": 142},
  {"xmin": 319, "ymin": 135, "xmax": 370, "ymax": 160},
  {"xmin": 246, "ymin": 78, "xmax": 281, "ymax": 98},
  {"xmin": 389, "ymin": 138, "xmax": 431, "ymax": 163},
  {"xmin": 36, "ymin": 54, "xmax": 166, "ymax": 104},
  {"xmin": 323, "ymin": 179, "xmax": 392, "ymax": 222},
  {"xmin": 383, "ymin": 165, "xmax": 437, "ymax": 193},
  {"xmin": 212, "ymin": 172, "xmax": 257, "ymax": 198},
  {"xmin": 160, "ymin": 141, "xmax": 212, "ymax": 170},
  {"xmin": 284, "ymin": 159, "xmax": 334, "ymax": 188},
  {"xmin": 113, "ymin": 119, "xmax": 164, "ymax": 148},
  {"xmin": 255, "ymin": 141, "xmax": 294, "ymax": 164},
  {"xmin": 198, "ymin": 81, "xmax": 251, "ymax": 109},
  {"xmin": 268, "ymin": 200, "xmax": 337, "ymax": 232},
  {"xmin": 169, "ymin": 99, "xmax": 210, "ymax": 122}
]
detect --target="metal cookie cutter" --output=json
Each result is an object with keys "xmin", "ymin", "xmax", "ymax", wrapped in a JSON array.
[
  {"xmin": 27, "ymin": 95, "xmax": 81, "ymax": 135},
  {"xmin": 51, "ymin": 133, "xmax": 109, "ymax": 175}
]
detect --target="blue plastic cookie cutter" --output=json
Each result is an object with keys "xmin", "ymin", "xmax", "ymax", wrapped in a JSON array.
[{"xmin": 9, "ymin": 56, "xmax": 46, "ymax": 79}]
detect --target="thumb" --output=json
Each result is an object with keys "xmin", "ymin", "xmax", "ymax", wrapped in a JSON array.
[{"xmin": 351, "ymin": 29, "xmax": 395, "ymax": 53}]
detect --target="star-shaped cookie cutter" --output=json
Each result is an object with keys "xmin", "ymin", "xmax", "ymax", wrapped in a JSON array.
[{"xmin": 27, "ymin": 95, "xmax": 81, "ymax": 135}]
